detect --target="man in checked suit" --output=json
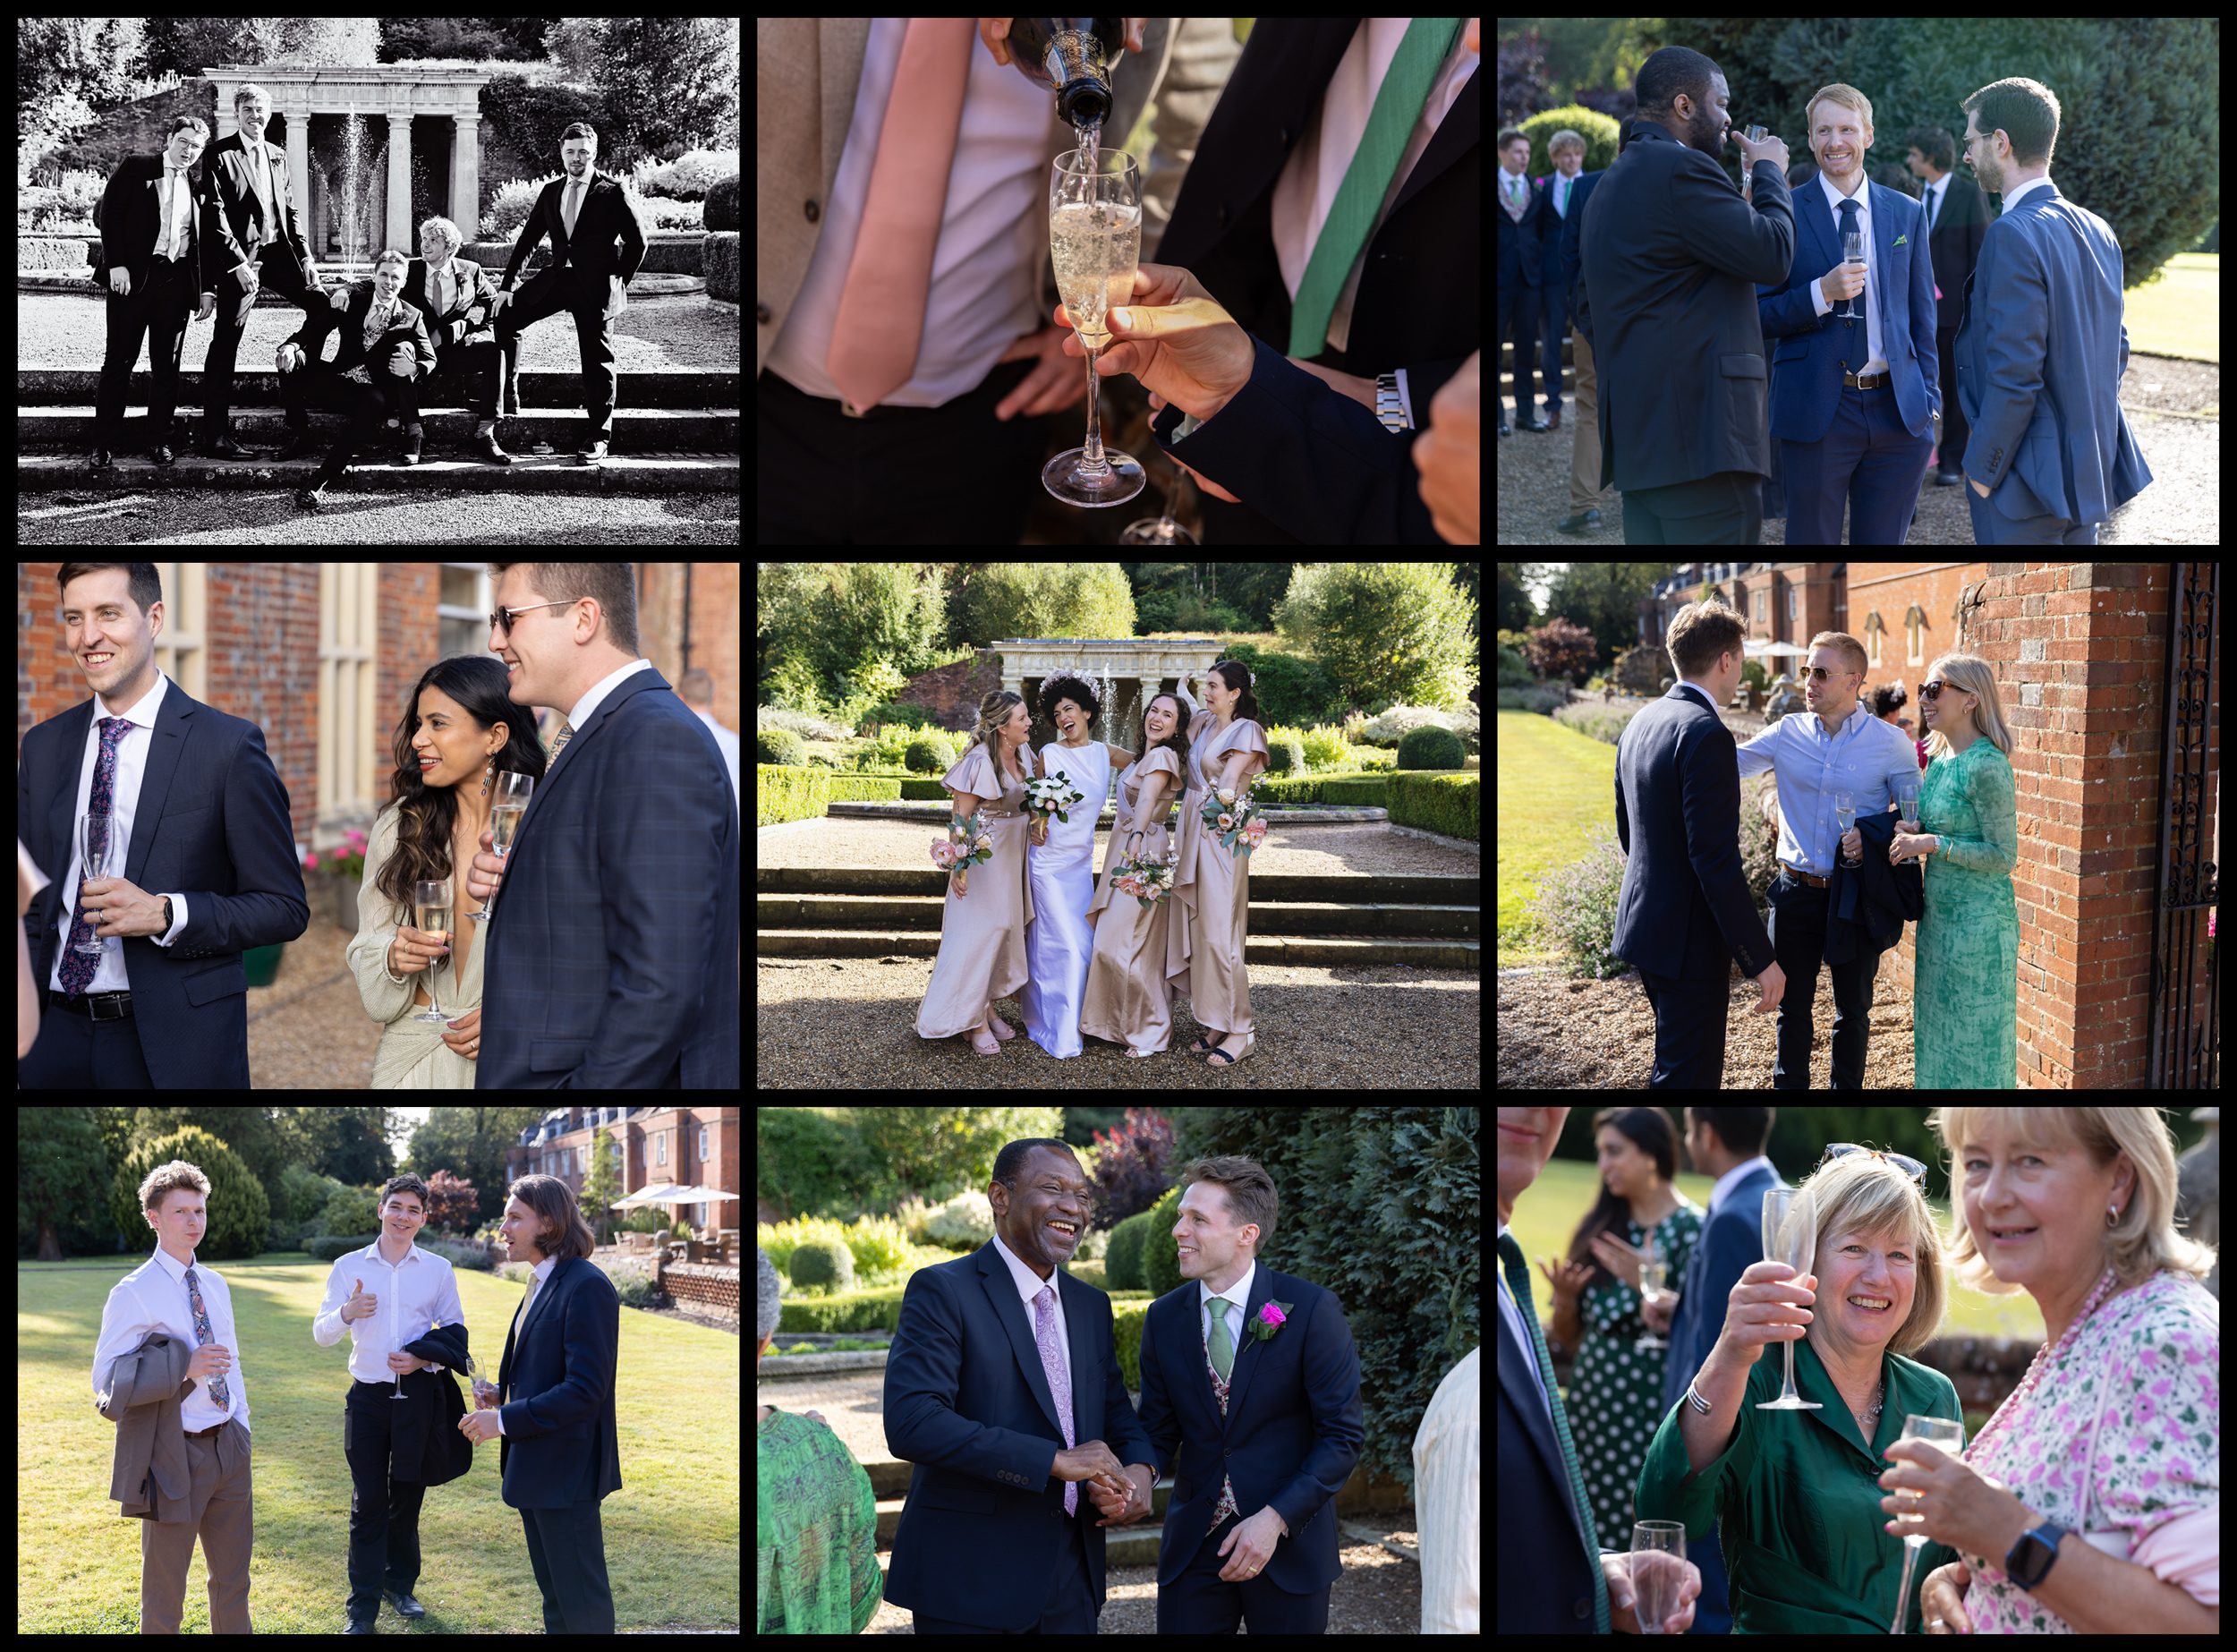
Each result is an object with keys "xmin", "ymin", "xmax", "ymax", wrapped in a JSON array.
[
  {"xmin": 197, "ymin": 81, "xmax": 336, "ymax": 458},
  {"xmin": 461, "ymin": 563, "xmax": 740, "ymax": 1089},
  {"xmin": 489, "ymin": 123, "xmax": 648, "ymax": 464},
  {"xmin": 458, "ymin": 1176, "xmax": 621, "ymax": 1634}
]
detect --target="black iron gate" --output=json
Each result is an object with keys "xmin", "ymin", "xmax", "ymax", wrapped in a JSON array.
[{"xmin": 2148, "ymin": 562, "xmax": 2218, "ymax": 1087}]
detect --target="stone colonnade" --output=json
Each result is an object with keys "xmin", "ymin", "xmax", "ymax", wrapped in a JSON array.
[{"xmin": 991, "ymin": 639, "xmax": 1228, "ymax": 765}]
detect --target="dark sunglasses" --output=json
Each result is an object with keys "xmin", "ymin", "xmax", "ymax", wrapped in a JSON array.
[
  {"xmin": 1918, "ymin": 680, "xmax": 1971, "ymax": 701},
  {"xmin": 1802, "ymin": 665, "xmax": 1855, "ymax": 683},
  {"xmin": 1816, "ymin": 1143, "xmax": 1927, "ymax": 1184}
]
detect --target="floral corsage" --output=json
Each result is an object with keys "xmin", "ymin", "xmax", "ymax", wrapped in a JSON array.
[
  {"xmin": 1247, "ymin": 1300, "xmax": 1293, "ymax": 1343},
  {"xmin": 931, "ymin": 811, "xmax": 994, "ymax": 897}
]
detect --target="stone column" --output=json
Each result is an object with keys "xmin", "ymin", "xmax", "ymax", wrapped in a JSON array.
[
  {"xmin": 284, "ymin": 90, "xmax": 313, "ymax": 268},
  {"xmin": 386, "ymin": 108, "xmax": 413, "ymax": 257},
  {"xmin": 450, "ymin": 110, "xmax": 482, "ymax": 243}
]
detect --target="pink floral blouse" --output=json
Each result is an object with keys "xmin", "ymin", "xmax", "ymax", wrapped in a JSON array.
[{"xmin": 1959, "ymin": 1269, "xmax": 2220, "ymax": 1633}]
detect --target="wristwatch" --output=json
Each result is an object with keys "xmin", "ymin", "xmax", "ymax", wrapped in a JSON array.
[
  {"xmin": 160, "ymin": 896, "xmax": 174, "ymax": 933},
  {"xmin": 2004, "ymin": 1517, "xmax": 2071, "ymax": 1588},
  {"xmin": 1375, "ymin": 371, "xmax": 1410, "ymax": 432}
]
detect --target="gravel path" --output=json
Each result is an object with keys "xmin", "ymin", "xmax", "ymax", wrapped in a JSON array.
[
  {"xmin": 1499, "ymin": 353, "xmax": 2217, "ymax": 545},
  {"xmin": 758, "ymin": 817, "xmax": 1480, "ymax": 876},
  {"xmin": 21, "ymin": 486, "xmax": 740, "ymax": 546}
]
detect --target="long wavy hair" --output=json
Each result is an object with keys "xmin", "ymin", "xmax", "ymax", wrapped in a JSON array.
[
  {"xmin": 1137, "ymin": 690, "xmax": 1191, "ymax": 769},
  {"xmin": 967, "ymin": 689, "xmax": 1027, "ymax": 773},
  {"xmin": 373, "ymin": 656, "xmax": 550, "ymax": 923},
  {"xmin": 1921, "ymin": 652, "xmax": 2014, "ymax": 760}
]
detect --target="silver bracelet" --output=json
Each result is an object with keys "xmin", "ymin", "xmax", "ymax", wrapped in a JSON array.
[{"xmin": 1683, "ymin": 1382, "xmax": 1714, "ymax": 1415}]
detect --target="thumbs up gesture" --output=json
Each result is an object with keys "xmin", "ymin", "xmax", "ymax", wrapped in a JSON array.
[{"xmin": 342, "ymin": 1276, "xmax": 379, "ymax": 1323}]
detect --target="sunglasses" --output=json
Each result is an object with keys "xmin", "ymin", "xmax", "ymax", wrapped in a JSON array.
[
  {"xmin": 1816, "ymin": 1143, "xmax": 1928, "ymax": 1184},
  {"xmin": 1918, "ymin": 680, "xmax": 1972, "ymax": 701},
  {"xmin": 489, "ymin": 598, "xmax": 583, "ymax": 637}
]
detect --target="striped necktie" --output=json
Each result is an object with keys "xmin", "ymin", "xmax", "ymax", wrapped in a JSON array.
[{"xmin": 1499, "ymin": 1230, "xmax": 1611, "ymax": 1632}]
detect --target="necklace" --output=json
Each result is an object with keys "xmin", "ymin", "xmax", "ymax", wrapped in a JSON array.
[{"xmin": 1968, "ymin": 1266, "xmax": 2123, "ymax": 1472}]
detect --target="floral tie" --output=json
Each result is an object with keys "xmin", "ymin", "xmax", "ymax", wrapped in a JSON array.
[
  {"xmin": 59, "ymin": 716, "xmax": 132, "ymax": 999},
  {"xmin": 184, "ymin": 1264, "xmax": 231, "ymax": 1412},
  {"xmin": 1033, "ymin": 1284, "xmax": 1076, "ymax": 1514}
]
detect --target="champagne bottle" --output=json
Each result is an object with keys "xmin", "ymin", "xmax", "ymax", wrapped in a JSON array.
[{"xmin": 1003, "ymin": 17, "xmax": 1126, "ymax": 130}]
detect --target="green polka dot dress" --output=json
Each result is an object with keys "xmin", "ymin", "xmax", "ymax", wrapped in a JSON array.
[{"xmin": 1568, "ymin": 1198, "xmax": 1705, "ymax": 1546}]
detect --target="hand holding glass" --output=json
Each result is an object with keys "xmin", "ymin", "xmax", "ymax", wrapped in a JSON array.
[
  {"xmin": 1886, "ymin": 1416, "xmax": 1966, "ymax": 1633},
  {"xmin": 468, "ymin": 771, "xmax": 533, "ymax": 922},
  {"xmin": 1044, "ymin": 148, "xmax": 1144, "ymax": 506},
  {"xmin": 75, "ymin": 811, "xmax": 116, "ymax": 955},
  {"xmin": 1756, "ymin": 1187, "xmax": 1822, "ymax": 1410}
]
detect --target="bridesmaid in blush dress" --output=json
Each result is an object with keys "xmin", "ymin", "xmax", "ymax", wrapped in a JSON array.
[
  {"xmin": 1169, "ymin": 661, "xmax": 1268, "ymax": 1067},
  {"xmin": 914, "ymin": 692, "xmax": 1036, "ymax": 1057},
  {"xmin": 1080, "ymin": 692, "xmax": 1188, "ymax": 1058},
  {"xmin": 1023, "ymin": 674, "xmax": 1127, "ymax": 1059}
]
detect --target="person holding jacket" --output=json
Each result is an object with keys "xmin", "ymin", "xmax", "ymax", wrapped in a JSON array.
[{"xmin": 1578, "ymin": 45, "xmax": 1795, "ymax": 543}]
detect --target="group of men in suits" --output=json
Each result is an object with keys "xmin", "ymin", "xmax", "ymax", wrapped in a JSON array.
[
  {"xmin": 90, "ymin": 85, "xmax": 649, "ymax": 506},
  {"xmin": 1501, "ymin": 47, "xmax": 2151, "ymax": 544}
]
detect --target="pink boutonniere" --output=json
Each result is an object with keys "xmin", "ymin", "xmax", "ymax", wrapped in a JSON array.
[{"xmin": 1247, "ymin": 1301, "xmax": 1294, "ymax": 1344}]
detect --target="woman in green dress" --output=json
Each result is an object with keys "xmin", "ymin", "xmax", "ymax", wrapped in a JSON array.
[
  {"xmin": 1636, "ymin": 1148, "xmax": 1967, "ymax": 1633},
  {"xmin": 1890, "ymin": 654, "xmax": 2019, "ymax": 1088}
]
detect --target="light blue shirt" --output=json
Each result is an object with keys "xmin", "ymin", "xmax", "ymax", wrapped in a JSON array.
[{"xmin": 1736, "ymin": 703, "xmax": 1920, "ymax": 876}]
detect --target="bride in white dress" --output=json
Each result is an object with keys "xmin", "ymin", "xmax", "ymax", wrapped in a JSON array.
[{"xmin": 1023, "ymin": 675, "xmax": 1133, "ymax": 1059}]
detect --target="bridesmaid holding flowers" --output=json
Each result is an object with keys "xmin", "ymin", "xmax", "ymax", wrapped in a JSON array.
[
  {"xmin": 1169, "ymin": 661, "xmax": 1269, "ymax": 1067},
  {"xmin": 914, "ymin": 692, "xmax": 1036, "ymax": 1056},
  {"xmin": 1080, "ymin": 691, "xmax": 1188, "ymax": 1057}
]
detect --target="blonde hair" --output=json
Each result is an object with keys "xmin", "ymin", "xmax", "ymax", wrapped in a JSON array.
[
  {"xmin": 1790, "ymin": 1150, "xmax": 1948, "ymax": 1358},
  {"xmin": 1664, "ymin": 598, "xmax": 1747, "ymax": 680},
  {"xmin": 1931, "ymin": 1108, "xmax": 2216, "ymax": 1295},
  {"xmin": 1920, "ymin": 652, "xmax": 2012, "ymax": 759},
  {"xmin": 140, "ymin": 1159, "xmax": 212, "ymax": 1216},
  {"xmin": 970, "ymin": 690, "xmax": 1025, "ymax": 765},
  {"xmin": 1807, "ymin": 630, "xmax": 1869, "ymax": 684},
  {"xmin": 1547, "ymin": 128, "xmax": 1586, "ymax": 160},
  {"xmin": 418, "ymin": 215, "xmax": 463, "ymax": 253},
  {"xmin": 1805, "ymin": 83, "xmax": 1876, "ymax": 141}
]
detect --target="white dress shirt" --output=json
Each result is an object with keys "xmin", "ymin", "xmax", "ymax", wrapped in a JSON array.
[
  {"xmin": 313, "ymin": 1239, "xmax": 467, "ymax": 1385},
  {"xmin": 93, "ymin": 1246, "xmax": 249, "ymax": 1433},
  {"xmin": 1810, "ymin": 168, "xmax": 1886, "ymax": 374},
  {"xmin": 49, "ymin": 669, "xmax": 190, "ymax": 992},
  {"xmin": 1198, "ymin": 1257, "xmax": 1259, "ymax": 1360},
  {"xmin": 559, "ymin": 657, "xmax": 657, "ymax": 743},
  {"xmin": 490, "ymin": 1254, "xmax": 563, "ymax": 1435},
  {"xmin": 990, "ymin": 1229, "xmax": 1073, "ymax": 1400}
]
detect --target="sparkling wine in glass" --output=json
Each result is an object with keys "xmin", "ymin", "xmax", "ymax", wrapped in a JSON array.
[
  {"xmin": 1886, "ymin": 1415, "xmax": 1966, "ymax": 1633},
  {"xmin": 1635, "ymin": 1229, "xmax": 1671, "ymax": 1350},
  {"xmin": 413, "ymin": 879, "xmax": 454, "ymax": 1025},
  {"xmin": 1834, "ymin": 790, "xmax": 1858, "ymax": 865},
  {"xmin": 1837, "ymin": 229, "xmax": 1867, "ymax": 317},
  {"xmin": 75, "ymin": 811, "xmax": 117, "ymax": 955},
  {"xmin": 1756, "ymin": 1186, "xmax": 1822, "ymax": 1411},
  {"xmin": 468, "ymin": 771, "xmax": 534, "ymax": 923},
  {"xmin": 1630, "ymin": 1520, "xmax": 1687, "ymax": 1633},
  {"xmin": 1045, "ymin": 147, "xmax": 1144, "ymax": 507}
]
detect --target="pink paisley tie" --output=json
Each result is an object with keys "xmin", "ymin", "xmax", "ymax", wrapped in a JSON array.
[
  {"xmin": 1033, "ymin": 1283, "xmax": 1077, "ymax": 1514},
  {"xmin": 823, "ymin": 18, "xmax": 974, "ymax": 415}
]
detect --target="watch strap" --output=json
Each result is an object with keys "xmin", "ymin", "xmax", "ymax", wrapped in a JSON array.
[
  {"xmin": 2005, "ymin": 1518, "xmax": 2068, "ymax": 1588},
  {"xmin": 1375, "ymin": 371, "xmax": 1409, "ymax": 432}
]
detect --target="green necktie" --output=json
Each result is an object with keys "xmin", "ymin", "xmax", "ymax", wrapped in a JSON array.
[
  {"xmin": 1498, "ymin": 1230, "xmax": 1612, "ymax": 1633},
  {"xmin": 1207, "ymin": 1295, "xmax": 1235, "ymax": 1380},
  {"xmin": 1287, "ymin": 18, "xmax": 1464, "ymax": 357}
]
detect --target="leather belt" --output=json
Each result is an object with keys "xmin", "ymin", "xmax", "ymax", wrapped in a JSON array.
[
  {"xmin": 48, "ymin": 987, "xmax": 134, "ymax": 1020},
  {"xmin": 1842, "ymin": 369, "xmax": 1890, "ymax": 389},
  {"xmin": 1781, "ymin": 866, "xmax": 1833, "ymax": 889}
]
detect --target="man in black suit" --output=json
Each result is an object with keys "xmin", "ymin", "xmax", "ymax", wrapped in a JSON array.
[
  {"xmin": 1903, "ymin": 126, "xmax": 1991, "ymax": 486},
  {"xmin": 90, "ymin": 117, "xmax": 219, "ymax": 468},
  {"xmin": 458, "ymin": 1176, "xmax": 620, "ymax": 1635},
  {"xmin": 1497, "ymin": 127, "xmax": 1549, "ymax": 437},
  {"xmin": 197, "ymin": 82, "xmax": 336, "ymax": 457},
  {"xmin": 1612, "ymin": 600, "xmax": 1783, "ymax": 1086},
  {"xmin": 1579, "ymin": 45, "xmax": 1797, "ymax": 543},
  {"xmin": 276, "ymin": 251, "xmax": 437, "ymax": 511},
  {"xmin": 489, "ymin": 123, "xmax": 648, "ymax": 464},
  {"xmin": 356, "ymin": 216, "xmax": 512, "ymax": 464}
]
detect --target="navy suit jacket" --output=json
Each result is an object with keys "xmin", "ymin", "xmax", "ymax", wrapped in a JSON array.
[
  {"xmin": 1760, "ymin": 177, "xmax": 1941, "ymax": 442},
  {"xmin": 1499, "ymin": 1234, "xmax": 1603, "ymax": 1631},
  {"xmin": 476, "ymin": 667, "xmax": 739, "ymax": 1089},
  {"xmin": 882, "ymin": 1241, "xmax": 1158, "ymax": 1631},
  {"xmin": 17, "ymin": 678, "xmax": 309, "ymax": 1086},
  {"xmin": 1136, "ymin": 1265, "xmax": 1363, "ymax": 1605},
  {"xmin": 1656, "ymin": 1162, "xmax": 1781, "ymax": 1415},
  {"xmin": 493, "ymin": 1256, "xmax": 623, "ymax": 1509},
  {"xmin": 1953, "ymin": 181, "xmax": 2153, "ymax": 525},
  {"xmin": 1612, "ymin": 685, "xmax": 1775, "ymax": 982}
]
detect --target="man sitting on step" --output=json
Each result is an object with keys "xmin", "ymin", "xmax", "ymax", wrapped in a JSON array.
[{"xmin": 275, "ymin": 249, "xmax": 435, "ymax": 511}]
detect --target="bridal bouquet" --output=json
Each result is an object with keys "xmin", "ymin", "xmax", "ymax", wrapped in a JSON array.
[
  {"xmin": 1110, "ymin": 843, "xmax": 1179, "ymax": 908},
  {"xmin": 1201, "ymin": 788, "xmax": 1268, "ymax": 858},
  {"xmin": 931, "ymin": 811, "xmax": 994, "ymax": 897},
  {"xmin": 1023, "ymin": 770, "xmax": 1086, "ymax": 831}
]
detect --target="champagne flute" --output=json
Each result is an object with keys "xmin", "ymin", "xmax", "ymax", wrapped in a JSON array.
[
  {"xmin": 1834, "ymin": 789, "xmax": 1858, "ymax": 865},
  {"xmin": 1630, "ymin": 1520, "xmax": 1687, "ymax": 1633},
  {"xmin": 1886, "ymin": 1415, "xmax": 1965, "ymax": 1633},
  {"xmin": 412, "ymin": 879, "xmax": 454, "ymax": 1025},
  {"xmin": 1119, "ymin": 459, "xmax": 1198, "ymax": 543},
  {"xmin": 1838, "ymin": 228, "xmax": 1867, "ymax": 317},
  {"xmin": 1045, "ymin": 147, "xmax": 1144, "ymax": 507},
  {"xmin": 1756, "ymin": 1187, "xmax": 1822, "ymax": 1411},
  {"xmin": 1634, "ymin": 1228, "xmax": 1670, "ymax": 1350},
  {"xmin": 467, "ymin": 771, "xmax": 534, "ymax": 923},
  {"xmin": 75, "ymin": 811, "xmax": 117, "ymax": 955}
]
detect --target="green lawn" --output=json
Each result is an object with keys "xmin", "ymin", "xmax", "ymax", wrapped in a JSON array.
[
  {"xmin": 1507, "ymin": 1157, "xmax": 2046, "ymax": 1349},
  {"xmin": 1497, "ymin": 709, "xmax": 1618, "ymax": 965},
  {"xmin": 21, "ymin": 1251, "xmax": 739, "ymax": 1632}
]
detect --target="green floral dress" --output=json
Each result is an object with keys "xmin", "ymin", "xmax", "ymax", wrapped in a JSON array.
[
  {"xmin": 1913, "ymin": 740, "xmax": 2019, "ymax": 1087},
  {"xmin": 1565, "ymin": 1198, "xmax": 1705, "ymax": 1546}
]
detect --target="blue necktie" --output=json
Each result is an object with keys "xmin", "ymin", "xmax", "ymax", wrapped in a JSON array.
[{"xmin": 1835, "ymin": 197, "xmax": 1860, "ymax": 319}]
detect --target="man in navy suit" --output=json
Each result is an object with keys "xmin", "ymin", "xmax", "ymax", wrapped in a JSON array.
[
  {"xmin": 1758, "ymin": 85, "xmax": 1941, "ymax": 544},
  {"xmin": 457, "ymin": 1176, "xmax": 621, "ymax": 1634},
  {"xmin": 1136, "ymin": 1155, "xmax": 1363, "ymax": 1635},
  {"xmin": 1497, "ymin": 128, "xmax": 1549, "ymax": 435},
  {"xmin": 19, "ymin": 564, "xmax": 309, "ymax": 1090},
  {"xmin": 462, "ymin": 562, "xmax": 739, "ymax": 1088},
  {"xmin": 1578, "ymin": 46, "xmax": 1796, "ymax": 543},
  {"xmin": 1612, "ymin": 601, "xmax": 1782, "ymax": 1087},
  {"xmin": 1952, "ymin": 77, "xmax": 2153, "ymax": 544},
  {"xmin": 882, "ymin": 1138, "xmax": 1157, "ymax": 1634},
  {"xmin": 1904, "ymin": 127, "xmax": 1991, "ymax": 486}
]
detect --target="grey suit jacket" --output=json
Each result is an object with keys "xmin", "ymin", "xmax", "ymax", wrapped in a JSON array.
[
  {"xmin": 1953, "ymin": 181, "xmax": 2153, "ymax": 525},
  {"xmin": 96, "ymin": 1331, "xmax": 201, "ymax": 1522}
]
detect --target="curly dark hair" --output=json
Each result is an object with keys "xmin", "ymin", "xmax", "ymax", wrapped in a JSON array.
[
  {"xmin": 1040, "ymin": 674, "xmax": 1102, "ymax": 736},
  {"xmin": 372, "ymin": 656, "xmax": 550, "ymax": 924}
]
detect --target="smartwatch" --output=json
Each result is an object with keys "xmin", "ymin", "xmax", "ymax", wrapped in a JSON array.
[{"xmin": 2003, "ymin": 1518, "xmax": 2071, "ymax": 1589}]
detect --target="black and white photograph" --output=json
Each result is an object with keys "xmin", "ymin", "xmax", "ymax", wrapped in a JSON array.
[{"xmin": 19, "ymin": 18, "xmax": 739, "ymax": 545}]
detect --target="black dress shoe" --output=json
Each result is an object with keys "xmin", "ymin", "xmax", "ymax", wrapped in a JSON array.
[
  {"xmin": 1554, "ymin": 507, "xmax": 1603, "ymax": 535},
  {"xmin": 472, "ymin": 431, "xmax": 514, "ymax": 465},
  {"xmin": 199, "ymin": 435, "xmax": 259, "ymax": 459},
  {"xmin": 294, "ymin": 485, "xmax": 325, "ymax": 512},
  {"xmin": 344, "ymin": 1617, "xmax": 376, "ymax": 1633},
  {"xmin": 149, "ymin": 444, "xmax": 175, "ymax": 465},
  {"xmin": 273, "ymin": 432, "xmax": 320, "ymax": 463},
  {"xmin": 382, "ymin": 1588, "xmax": 426, "ymax": 1619},
  {"xmin": 93, "ymin": 448, "xmax": 115, "ymax": 469},
  {"xmin": 402, "ymin": 424, "xmax": 424, "ymax": 464}
]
